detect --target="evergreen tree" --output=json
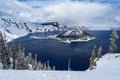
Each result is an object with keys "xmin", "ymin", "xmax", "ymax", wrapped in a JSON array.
[
  {"xmin": 0, "ymin": 31, "xmax": 10, "ymax": 69},
  {"xmin": 109, "ymin": 29, "xmax": 119, "ymax": 53},
  {"xmin": 37, "ymin": 61, "xmax": 43, "ymax": 70},
  {"xmin": 46, "ymin": 61, "xmax": 51, "ymax": 70},
  {"xmin": 40, "ymin": 61, "xmax": 44, "ymax": 70},
  {"xmin": 18, "ymin": 42, "xmax": 24, "ymax": 54},
  {"xmin": 97, "ymin": 45, "xmax": 102, "ymax": 60},
  {"xmin": 17, "ymin": 42, "xmax": 26, "ymax": 69},
  {"xmin": 68, "ymin": 58, "xmax": 71, "ymax": 71},
  {"xmin": 52, "ymin": 65, "xmax": 56, "ymax": 70},
  {"xmin": 89, "ymin": 45, "xmax": 97, "ymax": 70},
  {"xmin": 25, "ymin": 53, "xmax": 33, "ymax": 69},
  {"xmin": 32, "ymin": 54, "xmax": 38, "ymax": 70},
  {"xmin": 10, "ymin": 41, "xmax": 17, "ymax": 69},
  {"xmin": 0, "ymin": 31, "xmax": 56, "ymax": 70},
  {"xmin": 22, "ymin": 57, "xmax": 29, "ymax": 70},
  {"xmin": 35, "ymin": 54, "xmax": 38, "ymax": 70},
  {"xmin": 43, "ymin": 62, "xmax": 47, "ymax": 70}
]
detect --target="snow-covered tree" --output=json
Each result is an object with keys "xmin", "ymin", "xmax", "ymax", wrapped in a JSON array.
[
  {"xmin": 10, "ymin": 41, "xmax": 17, "ymax": 69},
  {"xmin": 43, "ymin": 62, "xmax": 47, "ymax": 70},
  {"xmin": 32, "ymin": 54, "xmax": 38, "ymax": 70},
  {"xmin": 68, "ymin": 58, "xmax": 71, "ymax": 71},
  {"xmin": 52, "ymin": 65, "xmax": 56, "ymax": 70},
  {"xmin": 97, "ymin": 46, "xmax": 102, "ymax": 60},
  {"xmin": 46, "ymin": 61, "xmax": 51, "ymax": 70},
  {"xmin": 89, "ymin": 45, "xmax": 97, "ymax": 70},
  {"xmin": 25, "ymin": 53, "xmax": 33, "ymax": 69},
  {"xmin": 37, "ymin": 61, "xmax": 43, "ymax": 70},
  {"xmin": 17, "ymin": 42, "xmax": 27, "ymax": 69},
  {"xmin": 26, "ymin": 53, "xmax": 32, "ymax": 64},
  {"xmin": 109, "ymin": 29, "xmax": 119, "ymax": 53},
  {"xmin": 0, "ymin": 31, "xmax": 10, "ymax": 69},
  {"xmin": 0, "ymin": 31, "xmax": 55, "ymax": 70}
]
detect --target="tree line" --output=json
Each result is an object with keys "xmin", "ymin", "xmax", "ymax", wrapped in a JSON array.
[
  {"xmin": 89, "ymin": 29, "xmax": 119, "ymax": 70},
  {"xmin": 0, "ymin": 31, "xmax": 55, "ymax": 70}
]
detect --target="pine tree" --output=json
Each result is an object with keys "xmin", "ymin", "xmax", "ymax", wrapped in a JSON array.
[
  {"xmin": 18, "ymin": 42, "xmax": 24, "ymax": 54},
  {"xmin": 34, "ymin": 54, "xmax": 38, "ymax": 70},
  {"xmin": 31, "ymin": 54, "xmax": 38, "ymax": 70},
  {"xmin": 43, "ymin": 62, "xmax": 47, "ymax": 70},
  {"xmin": 17, "ymin": 42, "xmax": 26, "ymax": 69},
  {"xmin": 40, "ymin": 62, "xmax": 44, "ymax": 70},
  {"xmin": 25, "ymin": 53, "xmax": 33, "ymax": 69},
  {"xmin": 10, "ymin": 41, "xmax": 17, "ymax": 69},
  {"xmin": 89, "ymin": 45, "xmax": 97, "ymax": 70},
  {"xmin": 37, "ymin": 61, "xmax": 43, "ymax": 70},
  {"xmin": 97, "ymin": 45, "xmax": 102, "ymax": 60},
  {"xmin": 0, "ymin": 31, "xmax": 10, "ymax": 69},
  {"xmin": 52, "ymin": 65, "xmax": 56, "ymax": 70},
  {"xmin": 109, "ymin": 29, "xmax": 119, "ymax": 53},
  {"xmin": 22, "ymin": 57, "xmax": 29, "ymax": 70},
  {"xmin": 68, "ymin": 58, "xmax": 71, "ymax": 71},
  {"xmin": 46, "ymin": 61, "xmax": 51, "ymax": 70}
]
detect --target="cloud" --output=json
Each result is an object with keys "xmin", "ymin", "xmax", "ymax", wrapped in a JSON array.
[
  {"xmin": 0, "ymin": 0, "xmax": 33, "ymax": 21},
  {"xmin": 43, "ymin": 2, "xmax": 109, "ymax": 22},
  {"xmin": 0, "ymin": 0, "xmax": 120, "ymax": 30}
]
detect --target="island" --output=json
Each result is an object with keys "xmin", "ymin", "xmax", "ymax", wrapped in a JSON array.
[{"xmin": 56, "ymin": 28, "xmax": 95, "ymax": 43}]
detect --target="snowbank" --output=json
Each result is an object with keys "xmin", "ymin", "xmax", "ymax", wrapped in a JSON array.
[
  {"xmin": 0, "ymin": 53, "xmax": 120, "ymax": 80},
  {"xmin": 95, "ymin": 53, "xmax": 120, "ymax": 71}
]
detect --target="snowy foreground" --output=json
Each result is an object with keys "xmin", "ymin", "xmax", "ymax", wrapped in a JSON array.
[{"xmin": 0, "ymin": 53, "xmax": 120, "ymax": 80}]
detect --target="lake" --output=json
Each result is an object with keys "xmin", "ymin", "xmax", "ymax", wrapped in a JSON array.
[{"xmin": 8, "ymin": 30, "xmax": 120, "ymax": 71}]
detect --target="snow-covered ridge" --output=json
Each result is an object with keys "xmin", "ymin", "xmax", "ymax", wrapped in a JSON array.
[
  {"xmin": 0, "ymin": 19, "xmax": 66, "ymax": 42},
  {"xmin": 0, "ymin": 27, "xmax": 28, "ymax": 42},
  {"xmin": 0, "ymin": 53, "xmax": 120, "ymax": 80},
  {"xmin": 0, "ymin": 18, "xmax": 90, "ymax": 43}
]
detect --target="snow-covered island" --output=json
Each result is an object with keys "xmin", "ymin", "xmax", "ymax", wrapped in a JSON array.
[{"xmin": 57, "ymin": 28, "xmax": 95, "ymax": 43}]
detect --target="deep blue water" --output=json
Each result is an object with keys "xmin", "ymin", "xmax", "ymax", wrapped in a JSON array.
[{"xmin": 8, "ymin": 30, "xmax": 120, "ymax": 71}]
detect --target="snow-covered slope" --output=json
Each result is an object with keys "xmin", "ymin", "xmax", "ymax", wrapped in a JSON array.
[
  {"xmin": 0, "ymin": 53, "xmax": 120, "ymax": 80},
  {"xmin": 0, "ymin": 19, "xmax": 66, "ymax": 42},
  {"xmin": 95, "ymin": 53, "xmax": 120, "ymax": 71},
  {"xmin": 0, "ymin": 27, "xmax": 28, "ymax": 42}
]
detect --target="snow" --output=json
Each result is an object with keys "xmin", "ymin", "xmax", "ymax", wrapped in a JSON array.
[
  {"xmin": 31, "ymin": 25, "xmax": 60, "ymax": 32},
  {"xmin": 63, "ymin": 30, "xmax": 73, "ymax": 36},
  {"xmin": 0, "ymin": 27, "xmax": 28, "ymax": 42},
  {"xmin": 30, "ymin": 35, "xmax": 95, "ymax": 43},
  {"xmin": 59, "ymin": 39, "xmax": 71, "ymax": 43},
  {"xmin": 0, "ymin": 21, "xmax": 64, "ymax": 42},
  {"xmin": 30, "ymin": 35, "xmax": 57, "ymax": 40},
  {"xmin": 95, "ymin": 53, "xmax": 120, "ymax": 71},
  {"xmin": 58, "ymin": 37, "xmax": 95, "ymax": 43},
  {"xmin": 63, "ymin": 29, "xmax": 83, "ymax": 36},
  {"xmin": 0, "ymin": 53, "xmax": 120, "ymax": 80},
  {"xmin": 57, "ymin": 28, "xmax": 95, "ymax": 43}
]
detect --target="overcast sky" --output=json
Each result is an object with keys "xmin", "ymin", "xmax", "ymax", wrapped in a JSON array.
[{"xmin": 0, "ymin": 0, "xmax": 120, "ymax": 30}]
